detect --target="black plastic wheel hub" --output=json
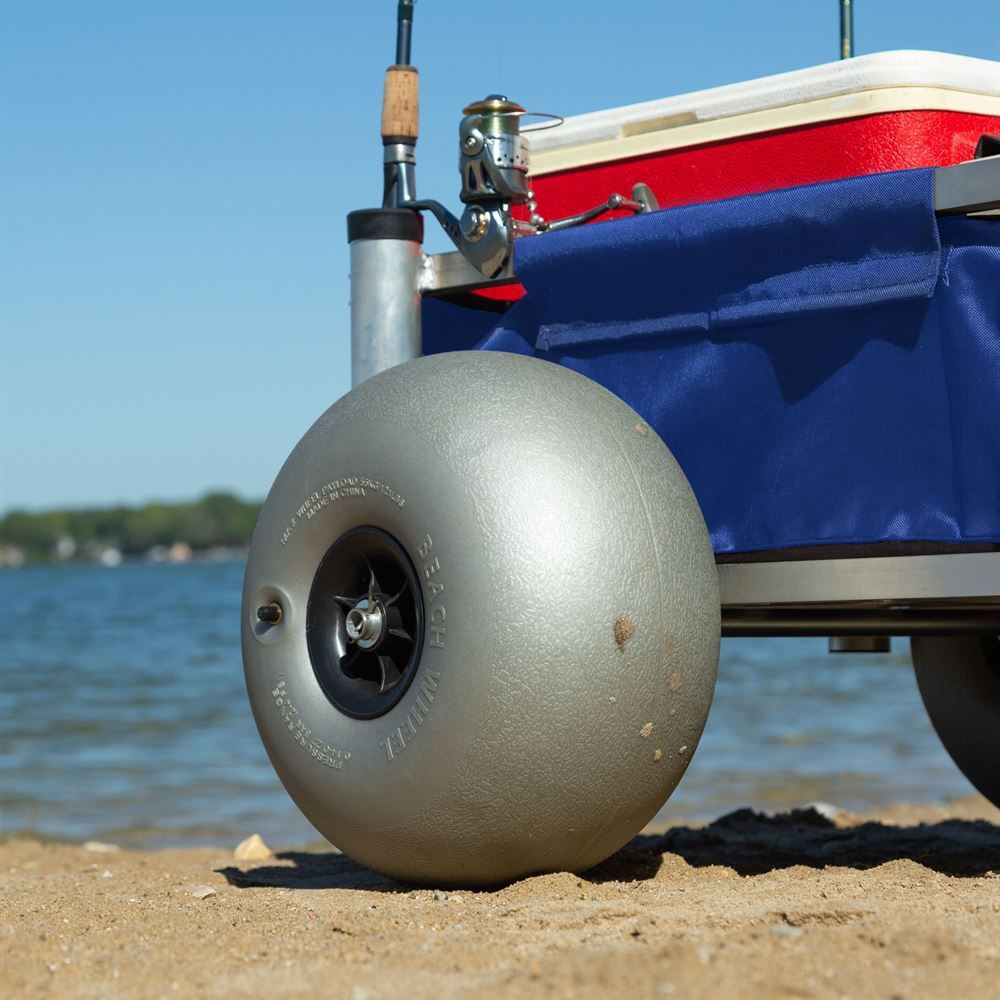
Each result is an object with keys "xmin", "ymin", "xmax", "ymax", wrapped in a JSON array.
[{"xmin": 306, "ymin": 527, "xmax": 424, "ymax": 719}]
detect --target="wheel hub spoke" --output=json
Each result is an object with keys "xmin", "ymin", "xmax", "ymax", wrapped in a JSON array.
[{"xmin": 306, "ymin": 526, "xmax": 424, "ymax": 718}]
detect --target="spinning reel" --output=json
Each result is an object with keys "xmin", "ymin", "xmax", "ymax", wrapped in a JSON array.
[{"xmin": 379, "ymin": 2, "xmax": 657, "ymax": 278}]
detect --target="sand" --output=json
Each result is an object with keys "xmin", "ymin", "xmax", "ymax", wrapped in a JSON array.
[{"xmin": 3, "ymin": 797, "xmax": 999, "ymax": 999}]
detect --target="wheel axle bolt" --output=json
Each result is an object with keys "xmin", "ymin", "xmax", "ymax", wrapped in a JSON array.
[
  {"xmin": 345, "ymin": 602, "xmax": 384, "ymax": 646},
  {"xmin": 257, "ymin": 602, "xmax": 283, "ymax": 625}
]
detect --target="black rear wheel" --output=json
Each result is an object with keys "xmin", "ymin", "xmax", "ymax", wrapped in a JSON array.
[{"xmin": 911, "ymin": 635, "xmax": 1000, "ymax": 808}]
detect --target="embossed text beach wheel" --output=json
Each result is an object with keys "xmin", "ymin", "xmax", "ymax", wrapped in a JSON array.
[{"xmin": 242, "ymin": 351, "xmax": 720, "ymax": 886}]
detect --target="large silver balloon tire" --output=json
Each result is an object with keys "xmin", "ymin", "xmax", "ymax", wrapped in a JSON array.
[
  {"xmin": 242, "ymin": 351, "xmax": 720, "ymax": 886},
  {"xmin": 911, "ymin": 635, "xmax": 1000, "ymax": 808}
]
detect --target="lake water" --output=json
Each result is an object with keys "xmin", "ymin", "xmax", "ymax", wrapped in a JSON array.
[{"xmin": 0, "ymin": 561, "xmax": 972, "ymax": 849}]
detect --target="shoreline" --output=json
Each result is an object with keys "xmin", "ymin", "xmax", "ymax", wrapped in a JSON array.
[
  {"xmin": 1, "ymin": 791, "xmax": 995, "ymax": 855},
  {"xmin": 3, "ymin": 795, "xmax": 998, "ymax": 999}
]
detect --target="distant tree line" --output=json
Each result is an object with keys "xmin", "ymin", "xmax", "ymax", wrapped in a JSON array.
[{"xmin": 0, "ymin": 492, "xmax": 262, "ymax": 563}]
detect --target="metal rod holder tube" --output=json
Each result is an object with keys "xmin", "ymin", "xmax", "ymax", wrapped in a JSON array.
[{"xmin": 347, "ymin": 209, "xmax": 423, "ymax": 387}]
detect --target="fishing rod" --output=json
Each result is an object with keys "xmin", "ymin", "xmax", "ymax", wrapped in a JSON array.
[
  {"xmin": 372, "ymin": 0, "xmax": 656, "ymax": 280},
  {"xmin": 381, "ymin": 0, "xmax": 418, "ymax": 208},
  {"xmin": 840, "ymin": 0, "xmax": 854, "ymax": 59}
]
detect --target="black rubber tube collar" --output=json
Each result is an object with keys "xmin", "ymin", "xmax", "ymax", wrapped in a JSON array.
[{"xmin": 347, "ymin": 208, "xmax": 423, "ymax": 244}]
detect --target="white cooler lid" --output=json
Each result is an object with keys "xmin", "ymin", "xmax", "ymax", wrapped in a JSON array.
[{"xmin": 527, "ymin": 51, "xmax": 1000, "ymax": 176}]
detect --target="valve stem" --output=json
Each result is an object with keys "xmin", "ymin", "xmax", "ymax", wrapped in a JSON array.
[{"xmin": 256, "ymin": 602, "xmax": 283, "ymax": 625}]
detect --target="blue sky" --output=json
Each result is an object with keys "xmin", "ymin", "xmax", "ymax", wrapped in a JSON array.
[{"xmin": 2, "ymin": 0, "xmax": 997, "ymax": 512}]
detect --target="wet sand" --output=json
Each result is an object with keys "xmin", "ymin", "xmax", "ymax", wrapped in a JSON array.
[{"xmin": 3, "ymin": 796, "xmax": 999, "ymax": 999}]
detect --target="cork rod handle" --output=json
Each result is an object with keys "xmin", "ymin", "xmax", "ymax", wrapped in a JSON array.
[{"xmin": 381, "ymin": 65, "xmax": 419, "ymax": 143}]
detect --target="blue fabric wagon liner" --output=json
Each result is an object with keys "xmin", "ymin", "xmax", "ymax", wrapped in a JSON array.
[{"xmin": 423, "ymin": 168, "xmax": 1000, "ymax": 557}]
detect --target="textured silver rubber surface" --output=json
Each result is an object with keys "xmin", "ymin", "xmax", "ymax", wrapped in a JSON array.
[
  {"xmin": 912, "ymin": 636, "xmax": 1000, "ymax": 808},
  {"xmin": 242, "ymin": 351, "xmax": 720, "ymax": 886}
]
